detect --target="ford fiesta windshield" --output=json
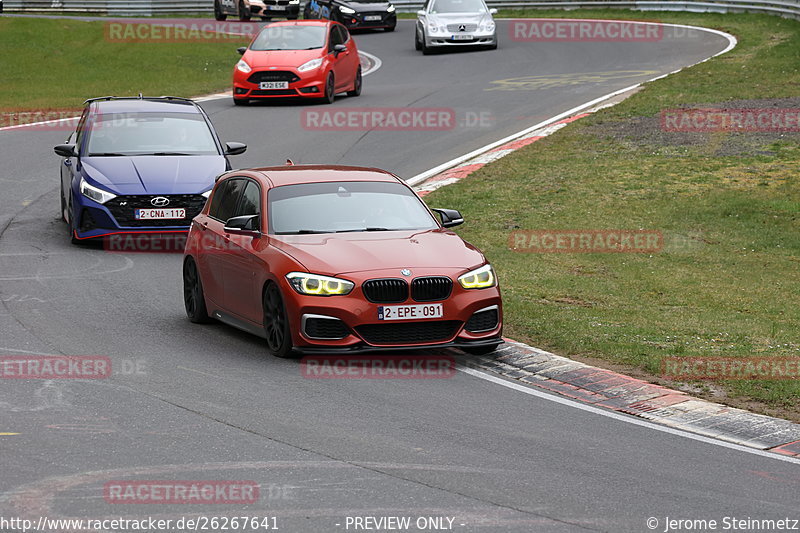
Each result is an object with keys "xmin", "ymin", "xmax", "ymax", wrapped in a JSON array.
[
  {"xmin": 269, "ymin": 181, "xmax": 439, "ymax": 235},
  {"xmin": 85, "ymin": 113, "xmax": 219, "ymax": 156},
  {"xmin": 251, "ymin": 25, "xmax": 326, "ymax": 51}
]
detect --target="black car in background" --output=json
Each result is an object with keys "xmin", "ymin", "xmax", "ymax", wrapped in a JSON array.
[
  {"xmin": 304, "ymin": 0, "xmax": 396, "ymax": 31},
  {"xmin": 214, "ymin": 0, "xmax": 300, "ymax": 21}
]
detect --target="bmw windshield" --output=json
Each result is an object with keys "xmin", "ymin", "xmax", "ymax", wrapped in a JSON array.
[
  {"xmin": 85, "ymin": 112, "xmax": 219, "ymax": 156},
  {"xmin": 269, "ymin": 181, "xmax": 439, "ymax": 234}
]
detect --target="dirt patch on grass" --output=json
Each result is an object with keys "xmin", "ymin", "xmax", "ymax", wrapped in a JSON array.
[{"xmin": 586, "ymin": 98, "xmax": 800, "ymax": 157}]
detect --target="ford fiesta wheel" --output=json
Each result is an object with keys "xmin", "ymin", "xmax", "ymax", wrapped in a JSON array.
[
  {"xmin": 322, "ymin": 72, "xmax": 335, "ymax": 104},
  {"xmin": 263, "ymin": 283, "xmax": 293, "ymax": 358},
  {"xmin": 347, "ymin": 67, "xmax": 362, "ymax": 97}
]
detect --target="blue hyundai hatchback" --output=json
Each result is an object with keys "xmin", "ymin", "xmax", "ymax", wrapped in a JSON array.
[{"xmin": 54, "ymin": 96, "xmax": 247, "ymax": 244}]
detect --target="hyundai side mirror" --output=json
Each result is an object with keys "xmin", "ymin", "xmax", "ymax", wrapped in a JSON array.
[
  {"xmin": 54, "ymin": 144, "xmax": 77, "ymax": 158},
  {"xmin": 224, "ymin": 214, "xmax": 261, "ymax": 236},
  {"xmin": 431, "ymin": 208, "xmax": 464, "ymax": 228},
  {"xmin": 224, "ymin": 142, "xmax": 247, "ymax": 156}
]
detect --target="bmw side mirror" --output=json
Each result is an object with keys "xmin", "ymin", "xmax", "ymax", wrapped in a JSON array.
[
  {"xmin": 237, "ymin": 46, "xmax": 247, "ymax": 55},
  {"xmin": 333, "ymin": 43, "xmax": 347, "ymax": 56},
  {"xmin": 489, "ymin": 7, "xmax": 497, "ymax": 14},
  {"xmin": 224, "ymin": 214, "xmax": 261, "ymax": 236},
  {"xmin": 224, "ymin": 142, "xmax": 247, "ymax": 156},
  {"xmin": 431, "ymin": 208, "xmax": 464, "ymax": 228},
  {"xmin": 417, "ymin": 9, "xmax": 425, "ymax": 15},
  {"xmin": 54, "ymin": 144, "xmax": 77, "ymax": 158}
]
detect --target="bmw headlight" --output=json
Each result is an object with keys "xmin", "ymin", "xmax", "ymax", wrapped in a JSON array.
[
  {"xmin": 387, "ymin": 4, "xmax": 395, "ymax": 11},
  {"xmin": 236, "ymin": 59, "xmax": 252, "ymax": 73},
  {"xmin": 287, "ymin": 272, "xmax": 354, "ymax": 296},
  {"xmin": 79, "ymin": 178, "xmax": 116, "ymax": 204},
  {"xmin": 339, "ymin": 6, "xmax": 355, "ymax": 14},
  {"xmin": 298, "ymin": 58, "xmax": 323, "ymax": 72},
  {"xmin": 458, "ymin": 264, "xmax": 496, "ymax": 289}
]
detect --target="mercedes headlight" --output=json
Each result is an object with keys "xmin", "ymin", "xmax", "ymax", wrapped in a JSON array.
[
  {"xmin": 428, "ymin": 20, "xmax": 443, "ymax": 33},
  {"xmin": 79, "ymin": 178, "xmax": 116, "ymax": 204},
  {"xmin": 236, "ymin": 59, "xmax": 252, "ymax": 73},
  {"xmin": 339, "ymin": 6, "xmax": 356, "ymax": 14},
  {"xmin": 298, "ymin": 58, "xmax": 323, "ymax": 72},
  {"xmin": 458, "ymin": 264, "xmax": 496, "ymax": 289},
  {"xmin": 287, "ymin": 272, "xmax": 354, "ymax": 296},
  {"xmin": 481, "ymin": 19, "xmax": 495, "ymax": 32}
]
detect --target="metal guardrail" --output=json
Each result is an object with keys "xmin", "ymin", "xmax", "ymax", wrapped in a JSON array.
[{"xmin": 4, "ymin": 0, "xmax": 800, "ymax": 18}]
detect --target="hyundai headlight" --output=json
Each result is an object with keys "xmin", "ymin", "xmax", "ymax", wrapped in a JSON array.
[
  {"xmin": 339, "ymin": 6, "xmax": 355, "ymax": 14},
  {"xmin": 387, "ymin": 4, "xmax": 395, "ymax": 11},
  {"xmin": 202, "ymin": 189, "xmax": 212, "ymax": 199},
  {"xmin": 236, "ymin": 59, "xmax": 252, "ymax": 73},
  {"xmin": 79, "ymin": 178, "xmax": 116, "ymax": 204},
  {"xmin": 458, "ymin": 264, "xmax": 496, "ymax": 289},
  {"xmin": 298, "ymin": 58, "xmax": 323, "ymax": 72},
  {"xmin": 286, "ymin": 272, "xmax": 354, "ymax": 296}
]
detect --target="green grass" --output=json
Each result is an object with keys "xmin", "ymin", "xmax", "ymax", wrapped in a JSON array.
[
  {"xmin": 0, "ymin": 17, "xmax": 248, "ymax": 114},
  {"xmin": 423, "ymin": 10, "xmax": 800, "ymax": 417}
]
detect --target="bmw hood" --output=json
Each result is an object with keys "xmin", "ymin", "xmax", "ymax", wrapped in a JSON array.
[
  {"xmin": 80, "ymin": 156, "xmax": 225, "ymax": 196},
  {"xmin": 272, "ymin": 229, "xmax": 486, "ymax": 276}
]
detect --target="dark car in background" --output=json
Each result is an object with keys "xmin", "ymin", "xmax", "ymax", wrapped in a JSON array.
[
  {"xmin": 304, "ymin": 0, "xmax": 396, "ymax": 31},
  {"xmin": 53, "ymin": 96, "xmax": 247, "ymax": 244},
  {"xmin": 214, "ymin": 0, "xmax": 300, "ymax": 21}
]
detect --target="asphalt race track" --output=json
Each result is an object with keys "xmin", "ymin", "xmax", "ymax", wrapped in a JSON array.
[{"xmin": 1, "ymin": 18, "xmax": 798, "ymax": 533}]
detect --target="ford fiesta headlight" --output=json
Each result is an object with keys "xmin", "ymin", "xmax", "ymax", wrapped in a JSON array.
[
  {"xmin": 287, "ymin": 272, "xmax": 354, "ymax": 296},
  {"xmin": 80, "ymin": 178, "xmax": 116, "ymax": 204},
  {"xmin": 339, "ymin": 6, "xmax": 355, "ymax": 14},
  {"xmin": 387, "ymin": 4, "xmax": 395, "ymax": 11},
  {"xmin": 236, "ymin": 59, "xmax": 252, "ymax": 73},
  {"xmin": 298, "ymin": 58, "xmax": 323, "ymax": 72},
  {"xmin": 458, "ymin": 264, "xmax": 496, "ymax": 289}
]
